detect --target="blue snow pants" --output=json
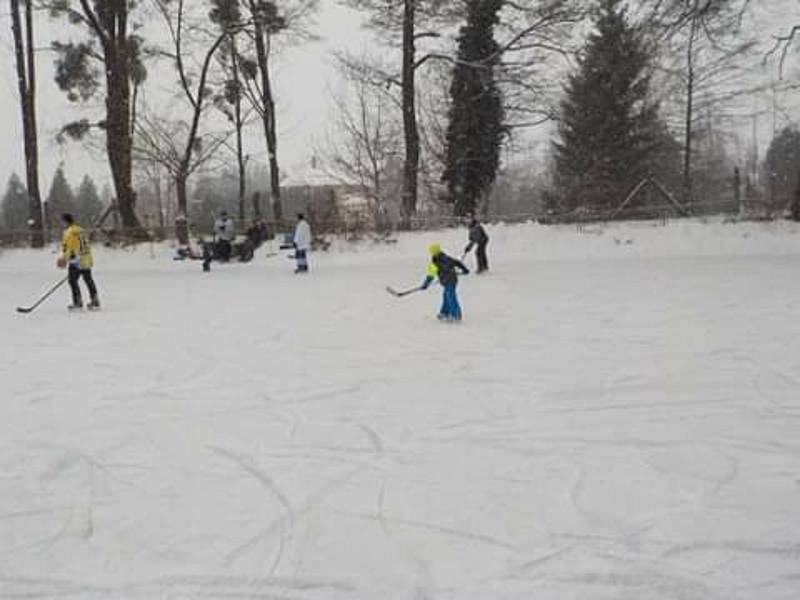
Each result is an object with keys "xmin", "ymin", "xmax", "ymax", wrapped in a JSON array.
[{"xmin": 439, "ymin": 283, "xmax": 462, "ymax": 321}]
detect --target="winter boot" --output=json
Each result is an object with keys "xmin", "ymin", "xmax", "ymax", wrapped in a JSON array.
[
  {"xmin": 88, "ymin": 297, "xmax": 101, "ymax": 310},
  {"xmin": 68, "ymin": 301, "xmax": 84, "ymax": 311}
]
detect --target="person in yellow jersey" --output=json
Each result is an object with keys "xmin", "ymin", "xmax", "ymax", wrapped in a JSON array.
[
  {"xmin": 421, "ymin": 243, "xmax": 469, "ymax": 321},
  {"xmin": 57, "ymin": 213, "xmax": 100, "ymax": 311}
]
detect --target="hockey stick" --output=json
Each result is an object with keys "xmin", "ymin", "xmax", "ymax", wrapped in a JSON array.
[
  {"xmin": 16, "ymin": 276, "xmax": 69, "ymax": 314},
  {"xmin": 386, "ymin": 285, "xmax": 425, "ymax": 298}
]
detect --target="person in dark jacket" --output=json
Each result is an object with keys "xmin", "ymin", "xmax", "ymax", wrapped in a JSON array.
[
  {"xmin": 464, "ymin": 216, "xmax": 489, "ymax": 273},
  {"xmin": 421, "ymin": 243, "xmax": 469, "ymax": 321}
]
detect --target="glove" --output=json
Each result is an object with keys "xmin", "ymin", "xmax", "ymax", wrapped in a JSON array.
[
  {"xmin": 56, "ymin": 257, "xmax": 67, "ymax": 269},
  {"xmin": 421, "ymin": 276, "xmax": 434, "ymax": 290}
]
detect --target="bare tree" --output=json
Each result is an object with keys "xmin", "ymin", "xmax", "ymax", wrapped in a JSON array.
[
  {"xmin": 494, "ymin": 0, "xmax": 584, "ymax": 131},
  {"xmin": 134, "ymin": 156, "xmax": 170, "ymax": 230},
  {"xmin": 645, "ymin": 0, "xmax": 756, "ymax": 205},
  {"xmin": 214, "ymin": 39, "xmax": 251, "ymax": 223},
  {"xmin": 9, "ymin": 0, "xmax": 44, "ymax": 247},
  {"xmin": 149, "ymin": 0, "xmax": 235, "ymax": 243},
  {"xmin": 416, "ymin": 59, "xmax": 451, "ymax": 208},
  {"xmin": 320, "ymin": 59, "xmax": 403, "ymax": 211},
  {"xmin": 213, "ymin": 0, "xmax": 318, "ymax": 224},
  {"xmin": 343, "ymin": 0, "xmax": 457, "ymax": 226},
  {"xmin": 414, "ymin": 1, "xmax": 583, "ymax": 129},
  {"xmin": 133, "ymin": 110, "xmax": 232, "ymax": 242}
]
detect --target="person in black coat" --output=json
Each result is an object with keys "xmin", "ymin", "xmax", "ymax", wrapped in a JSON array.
[{"xmin": 464, "ymin": 217, "xmax": 489, "ymax": 273}]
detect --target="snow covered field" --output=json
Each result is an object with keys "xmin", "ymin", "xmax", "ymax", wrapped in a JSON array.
[{"xmin": 1, "ymin": 219, "xmax": 799, "ymax": 599}]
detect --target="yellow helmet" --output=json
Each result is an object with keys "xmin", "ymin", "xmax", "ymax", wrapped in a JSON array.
[{"xmin": 428, "ymin": 243, "xmax": 441, "ymax": 256}]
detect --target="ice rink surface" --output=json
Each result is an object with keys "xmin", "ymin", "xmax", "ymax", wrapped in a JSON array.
[{"xmin": 1, "ymin": 219, "xmax": 799, "ymax": 599}]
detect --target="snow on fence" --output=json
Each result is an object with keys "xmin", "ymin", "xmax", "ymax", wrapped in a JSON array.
[{"xmin": 0, "ymin": 198, "xmax": 786, "ymax": 248}]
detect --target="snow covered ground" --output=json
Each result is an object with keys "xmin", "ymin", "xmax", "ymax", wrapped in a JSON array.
[{"xmin": 1, "ymin": 218, "xmax": 799, "ymax": 599}]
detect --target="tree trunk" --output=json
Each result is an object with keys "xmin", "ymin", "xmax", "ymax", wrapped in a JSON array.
[
  {"xmin": 252, "ymin": 17, "xmax": 282, "ymax": 224},
  {"xmin": 10, "ymin": 0, "xmax": 44, "ymax": 248},
  {"xmin": 232, "ymin": 46, "xmax": 247, "ymax": 224},
  {"xmin": 104, "ymin": 37, "xmax": 146, "ymax": 239},
  {"xmin": 401, "ymin": 0, "xmax": 420, "ymax": 228},
  {"xmin": 155, "ymin": 170, "xmax": 165, "ymax": 229},
  {"xmin": 792, "ymin": 174, "xmax": 800, "ymax": 222},
  {"xmin": 683, "ymin": 6, "xmax": 698, "ymax": 209},
  {"xmin": 252, "ymin": 192, "xmax": 262, "ymax": 220},
  {"xmin": 175, "ymin": 172, "xmax": 189, "ymax": 245},
  {"xmin": 268, "ymin": 151, "xmax": 281, "ymax": 222},
  {"xmin": 237, "ymin": 138, "xmax": 246, "ymax": 223}
]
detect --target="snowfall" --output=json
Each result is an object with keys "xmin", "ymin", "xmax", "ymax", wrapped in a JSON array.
[{"xmin": 0, "ymin": 218, "xmax": 799, "ymax": 600}]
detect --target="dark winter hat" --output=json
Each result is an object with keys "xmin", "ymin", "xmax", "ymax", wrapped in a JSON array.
[
  {"xmin": 297, "ymin": 213, "xmax": 305, "ymax": 220},
  {"xmin": 61, "ymin": 213, "xmax": 74, "ymax": 224}
]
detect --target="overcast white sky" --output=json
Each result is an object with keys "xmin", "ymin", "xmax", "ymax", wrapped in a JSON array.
[
  {"xmin": 0, "ymin": 1, "xmax": 797, "ymax": 197},
  {"xmin": 0, "ymin": 1, "xmax": 368, "ymax": 195}
]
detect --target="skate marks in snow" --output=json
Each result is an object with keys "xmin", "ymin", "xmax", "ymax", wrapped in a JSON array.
[
  {"xmin": 0, "ymin": 445, "xmax": 129, "ymax": 559},
  {"xmin": 663, "ymin": 540, "xmax": 800, "ymax": 560},
  {"xmin": 751, "ymin": 365, "xmax": 800, "ymax": 417},
  {"xmin": 207, "ymin": 445, "xmax": 295, "ymax": 576},
  {"xmin": 0, "ymin": 574, "xmax": 354, "ymax": 599},
  {"xmin": 541, "ymin": 564, "xmax": 725, "ymax": 600},
  {"xmin": 497, "ymin": 529, "xmax": 796, "ymax": 600},
  {"xmin": 353, "ymin": 507, "xmax": 517, "ymax": 553},
  {"xmin": 358, "ymin": 424, "xmax": 384, "ymax": 455},
  {"xmin": 208, "ymin": 441, "xmax": 373, "ymax": 594},
  {"xmin": 639, "ymin": 447, "xmax": 740, "ymax": 498},
  {"xmin": 375, "ymin": 480, "xmax": 436, "ymax": 600}
]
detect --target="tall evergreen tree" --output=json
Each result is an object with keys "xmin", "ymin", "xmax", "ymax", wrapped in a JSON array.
[
  {"xmin": 75, "ymin": 175, "xmax": 104, "ymax": 224},
  {"xmin": 764, "ymin": 126, "xmax": 800, "ymax": 212},
  {"xmin": 45, "ymin": 166, "xmax": 76, "ymax": 227},
  {"xmin": 553, "ymin": 0, "xmax": 670, "ymax": 211},
  {"xmin": 2, "ymin": 173, "xmax": 29, "ymax": 232},
  {"xmin": 442, "ymin": 0, "xmax": 506, "ymax": 217}
]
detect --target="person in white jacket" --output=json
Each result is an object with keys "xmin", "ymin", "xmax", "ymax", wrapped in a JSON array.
[
  {"xmin": 293, "ymin": 213, "xmax": 312, "ymax": 273},
  {"xmin": 213, "ymin": 211, "xmax": 236, "ymax": 261}
]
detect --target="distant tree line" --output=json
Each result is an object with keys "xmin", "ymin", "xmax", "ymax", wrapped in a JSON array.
[
  {"xmin": 2, "ymin": 167, "xmax": 106, "ymax": 240},
  {"xmin": 5, "ymin": 0, "xmax": 799, "ymax": 248}
]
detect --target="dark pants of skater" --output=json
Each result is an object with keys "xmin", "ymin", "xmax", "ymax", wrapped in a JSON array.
[
  {"xmin": 295, "ymin": 249, "xmax": 308, "ymax": 272},
  {"xmin": 217, "ymin": 240, "xmax": 232, "ymax": 262},
  {"xmin": 476, "ymin": 242, "xmax": 489, "ymax": 273},
  {"xmin": 439, "ymin": 283, "xmax": 462, "ymax": 321},
  {"xmin": 68, "ymin": 264, "xmax": 98, "ymax": 305}
]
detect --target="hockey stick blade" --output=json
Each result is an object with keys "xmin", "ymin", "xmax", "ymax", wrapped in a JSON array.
[
  {"xmin": 15, "ymin": 276, "xmax": 68, "ymax": 315},
  {"xmin": 386, "ymin": 286, "xmax": 421, "ymax": 298}
]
